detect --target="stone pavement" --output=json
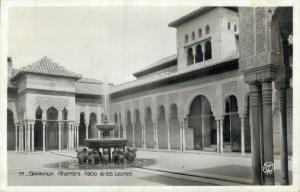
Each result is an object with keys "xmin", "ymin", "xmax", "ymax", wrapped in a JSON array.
[
  {"xmin": 7, "ymin": 150, "xmax": 293, "ymax": 186},
  {"xmin": 51, "ymin": 149, "xmax": 293, "ymax": 185}
]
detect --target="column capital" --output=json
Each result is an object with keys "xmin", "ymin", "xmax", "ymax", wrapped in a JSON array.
[
  {"xmin": 244, "ymin": 67, "xmax": 278, "ymax": 85},
  {"xmin": 25, "ymin": 119, "xmax": 35, "ymax": 125}
]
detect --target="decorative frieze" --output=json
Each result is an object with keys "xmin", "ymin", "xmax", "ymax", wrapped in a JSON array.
[{"xmin": 36, "ymin": 96, "xmax": 68, "ymax": 110}]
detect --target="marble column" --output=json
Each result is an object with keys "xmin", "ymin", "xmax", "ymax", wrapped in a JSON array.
[
  {"xmin": 154, "ymin": 122, "xmax": 158, "ymax": 150},
  {"xmin": 132, "ymin": 121, "xmax": 135, "ymax": 148},
  {"xmin": 117, "ymin": 124, "xmax": 121, "ymax": 139},
  {"xmin": 220, "ymin": 119, "xmax": 224, "ymax": 153},
  {"xmin": 240, "ymin": 116, "xmax": 246, "ymax": 155},
  {"xmin": 249, "ymin": 83, "xmax": 262, "ymax": 185},
  {"xmin": 18, "ymin": 123, "xmax": 22, "ymax": 151},
  {"xmin": 26, "ymin": 122, "xmax": 30, "ymax": 151},
  {"xmin": 42, "ymin": 121, "xmax": 46, "ymax": 151},
  {"xmin": 71, "ymin": 124, "xmax": 74, "ymax": 149},
  {"xmin": 31, "ymin": 123, "xmax": 35, "ymax": 151},
  {"xmin": 58, "ymin": 122, "xmax": 62, "ymax": 150},
  {"xmin": 85, "ymin": 124, "xmax": 88, "ymax": 139},
  {"xmin": 77, "ymin": 124, "xmax": 80, "ymax": 147},
  {"xmin": 68, "ymin": 124, "xmax": 71, "ymax": 149},
  {"xmin": 14, "ymin": 123, "xmax": 18, "ymax": 151},
  {"xmin": 180, "ymin": 121, "xmax": 185, "ymax": 151},
  {"xmin": 166, "ymin": 118, "xmax": 171, "ymax": 150},
  {"xmin": 141, "ymin": 123, "xmax": 146, "ymax": 149},
  {"xmin": 262, "ymin": 81, "xmax": 275, "ymax": 185},
  {"xmin": 24, "ymin": 122, "xmax": 27, "ymax": 151},
  {"xmin": 278, "ymin": 87, "xmax": 289, "ymax": 185},
  {"xmin": 216, "ymin": 120, "xmax": 220, "ymax": 153}
]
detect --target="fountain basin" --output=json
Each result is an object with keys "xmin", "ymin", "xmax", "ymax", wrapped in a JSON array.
[{"xmin": 84, "ymin": 138, "xmax": 128, "ymax": 148}]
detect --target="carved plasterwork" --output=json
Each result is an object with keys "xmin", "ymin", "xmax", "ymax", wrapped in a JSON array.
[
  {"xmin": 36, "ymin": 96, "xmax": 68, "ymax": 111},
  {"xmin": 222, "ymin": 81, "xmax": 238, "ymax": 97},
  {"xmin": 239, "ymin": 7, "xmax": 280, "ymax": 79}
]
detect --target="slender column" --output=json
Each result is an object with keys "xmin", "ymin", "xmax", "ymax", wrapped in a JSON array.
[
  {"xmin": 42, "ymin": 121, "xmax": 46, "ymax": 151},
  {"xmin": 240, "ymin": 116, "xmax": 245, "ymax": 155},
  {"xmin": 216, "ymin": 120, "xmax": 220, "ymax": 153},
  {"xmin": 179, "ymin": 121, "xmax": 182, "ymax": 151},
  {"xmin": 31, "ymin": 123, "xmax": 35, "ymax": 151},
  {"xmin": 117, "ymin": 124, "xmax": 121, "ymax": 139},
  {"xmin": 154, "ymin": 122, "xmax": 158, "ymax": 149},
  {"xmin": 249, "ymin": 83, "xmax": 262, "ymax": 185},
  {"xmin": 132, "ymin": 121, "xmax": 135, "ymax": 148},
  {"xmin": 123, "ymin": 121, "xmax": 126, "ymax": 139},
  {"xmin": 71, "ymin": 124, "xmax": 74, "ymax": 149},
  {"xmin": 58, "ymin": 122, "xmax": 62, "ymax": 150},
  {"xmin": 85, "ymin": 124, "xmax": 88, "ymax": 139},
  {"xmin": 18, "ymin": 123, "xmax": 22, "ymax": 150},
  {"xmin": 77, "ymin": 125, "xmax": 80, "ymax": 147},
  {"xmin": 74, "ymin": 124, "xmax": 77, "ymax": 148},
  {"xmin": 220, "ymin": 119, "xmax": 224, "ymax": 153},
  {"xmin": 68, "ymin": 123, "xmax": 71, "ymax": 149},
  {"xmin": 167, "ymin": 118, "xmax": 171, "ymax": 150},
  {"xmin": 14, "ymin": 123, "xmax": 18, "ymax": 151},
  {"xmin": 26, "ymin": 122, "xmax": 30, "ymax": 151},
  {"xmin": 180, "ymin": 120, "xmax": 185, "ymax": 151},
  {"xmin": 277, "ymin": 88, "xmax": 289, "ymax": 185},
  {"xmin": 24, "ymin": 122, "xmax": 27, "ymax": 151},
  {"xmin": 141, "ymin": 123, "xmax": 146, "ymax": 149},
  {"xmin": 192, "ymin": 47, "xmax": 196, "ymax": 64},
  {"xmin": 262, "ymin": 81, "xmax": 275, "ymax": 185}
]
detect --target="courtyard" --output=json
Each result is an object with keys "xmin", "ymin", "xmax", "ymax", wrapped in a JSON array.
[{"xmin": 7, "ymin": 150, "xmax": 292, "ymax": 186}]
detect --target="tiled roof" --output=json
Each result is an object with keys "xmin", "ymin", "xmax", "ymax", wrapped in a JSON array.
[
  {"xmin": 168, "ymin": 7, "xmax": 237, "ymax": 28},
  {"xmin": 133, "ymin": 54, "xmax": 177, "ymax": 77},
  {"xmin": 11, "ymin": 56, "xmax": 82, "ymax": 80},
  {"xmin": 111, "ymin": 53, "xmax": 239, "ymax": 94},
  {"xmin": 75, "ymin": 78, "xmax": 103, "ymax": 95}
]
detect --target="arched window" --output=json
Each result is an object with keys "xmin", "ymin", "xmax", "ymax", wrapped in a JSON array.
[
  {"xmin": 204, "ymin": 41, "xmax": 212, "ymax": 60},
  {"xmin": 195, "ymin": 44, "xmax": 203, "ymax": 63},
  {"xmin": 185, "ymin": 34, "xmax": 189, "ymax": 43},
  {"xmin": 187, "ymin": 47, "xmax": 194, "ymax": 65},
  {"xmin": 205, "ymin": 25, "xmax": 210, "ymax": 34},
  {"xmin": 228, "ymin": 22, "xmax": 231, "ymax": 30},
  {"xmin": 198, "ymin": 28, "xmax": 202, "ymax": 37},
  {"xmin": 234, "ymin": 24, "xmax": 237, "ymax": 32},
  {"xmin": 191, "ymin": 31, "xmax": 195, "ymax": 40}
]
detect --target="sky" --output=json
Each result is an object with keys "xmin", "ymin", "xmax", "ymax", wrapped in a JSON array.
[{"xmin": 8, "ymin": 7, "xmax": 197, "ymax": 84}]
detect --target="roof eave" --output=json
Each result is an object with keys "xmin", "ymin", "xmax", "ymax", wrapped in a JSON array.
[
  {"xmin": 133, "ymin": 58, "xmax": 177, "ymax": 78},
  {"xmin": 11, "ymin": 71, "xmax": 82, "ymax": 81}
]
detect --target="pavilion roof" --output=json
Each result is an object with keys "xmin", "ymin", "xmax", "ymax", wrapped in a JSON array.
[{"xmin": 10, "ymin": 56, "xmax": 82, "ymax": 81}]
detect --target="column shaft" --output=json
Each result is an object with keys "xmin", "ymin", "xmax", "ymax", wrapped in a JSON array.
[
  {"xmin": 249, "ymin": 83, "xmax": 262, "ymax": 185},
  {"xmin": 43, "ymin": 123, "xmax": 46, "ymax": 151},
  {"xmin": 58, "ymin": 122, "xmax": 62, "ymax": 150},
  {"xmin": 262, "ymin": 81, "xmax": 275, "ymax": 185},
  {"xmin": 154, "ymin": 122, "xmax": 158, "ymax": 149},
  {"xmin": 278, "ymin": 88, "xmax": 289, "ymax": 185},
  {"xmin": 241, "ymin": 117, "xmax": 245, "ymax": 155},
  {"xmin": 179, "ymin": 122, "xmax": 182, "ymax": 151},
  {"xmin": 132, "ymin": 122, "xmax": 135, "ymax": 148},
  {"xmin": 27, "ymin": 123, "xmax": 30, "ymax": 151},
  {"xmin": 31, "ymin": 124, "xmax": 35, "ymax": 151},
  {"xmin": 86, "ymin": 124, "xmax": 88, "ymax": 139},
  {"xmin": 77, "ymin": 125, "xmax": 80, "ymax": 147},
  {"xmin": 167, "ymin": 119, "xmax": 171, "ymax": 150},
  {"xmin": 220, "ymin": 119, "xmax": 224, "ymax": 153},
  {"xmin": 142, "ymin": 123, "xmax": 146, "ymax": 149},
  {"xmin": 15, "ymin": 124, "xmax": 18, "ymax": 151},
  {"xmin": 180, "ymin": 121, "xmax": 185, "ymax": 151},
  {"xmin": 216, "ymin": 120, "xmax": 220, "ymax": 153}
]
